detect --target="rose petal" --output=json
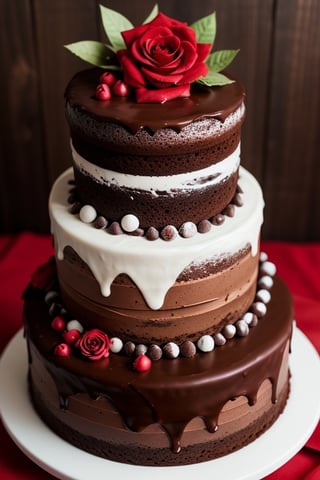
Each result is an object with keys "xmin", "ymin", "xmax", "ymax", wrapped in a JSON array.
[
  {"xmin": 142, "ymin": 67, "xmax": 183, "ymax": 87},
  {"xmin": 136, "ymin": 84, "xmax": 190, "ymax": 103},
  {"xmin": 196, "ymin": 43, "xmax": 212, "ymax": 63},
  {"xmin": 180, "ymin": 62, "xmax": 209, "ymax": 84},
  {"xmin": 117, "ymin": 50, "xmax": 146, "ymax": 87}
]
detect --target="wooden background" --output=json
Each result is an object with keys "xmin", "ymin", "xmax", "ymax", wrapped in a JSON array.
[{"xmin": 1, "ymin": 0, "xmax": 320, "ymax": 240}]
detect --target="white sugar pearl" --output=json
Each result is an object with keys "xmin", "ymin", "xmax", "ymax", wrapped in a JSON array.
[
  {"xmin": 197, "ymin": 335, "xmax": 214, "ymax": 352},
  {"xmin": 235, "ymin": 319, "xmax": 249, "ymax": 337},
  {"xmin": 258, "ymin": 275, "xmax": 274, "ymax": 290},
  {"xmin": 121, "ymin": 214, "xmax": 139, "ymax": 232},
  {"xmin": 242, "ymin": 312, "xmax": 255, "ymax": 325},
  {"xmin": 259, "ymin": 252, "xmax": 268, "ymax": 262},
  {"xmin": 251, "ymin": 301, "xmax": 267, "ymax": 318},
  {"xmin": 222, "ymin": 324, "xmax": 236, "ymax": 339},
  {"xmin": 79, "ymin": 205, "xmax": 97, "ymax": 223},
  {"xmin": 256, "ymin": 289, "xmax": 271, "ymax": 304},
  {"xmin": 66, "ymin": 320, "xmax": 84, "ymax": 333},
  {"xmin": 110, "ymin": 337, "xmax": 123, "ymax": 353},
  {"xmin": 260, "ymin": 261, "xmax": 277, "ymax": 277}
]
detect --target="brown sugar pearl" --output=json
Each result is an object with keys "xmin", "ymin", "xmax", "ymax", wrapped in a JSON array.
[
  {"xmin": 163, "ymin": 342, "xmax": 180, "ymax": 358},
  {"xmin": 232, "ymin": 193, "xmax": 243, "ymax": 207},
  {"xmin": 197, "ymin": 219, "xmax": 211, "ymax": 233},
  {"xmin": 211, "ymin": 214, "xmax": 225, "ymax": 225},
  {"xmin": 94, "ymin": 216, "xmax": 108, "ymax": 229},
  {"xmin": 147, "ymin": 344, "xmax": 162, "ymax": 361},
  {"xmin": 70, "ymin": 202, "xmax": 81, "ymax": 214},
  {"xmin": 107, "ymin": 221, "xmax": 123, "ymax": 235},
  {"xmin": 180, "ymin": 341, "xmax": 196, "ymax": 358},
  {"xmin": 222, "ymin": 204, "xmax": 235, "ymax": 217},
  {"xmin": 124, "ymin": 341, "xmax": 135, "ymax": 356},
  {"xmin": 146, "ymin": 227, "xmax": 159, "ymax": 241}
]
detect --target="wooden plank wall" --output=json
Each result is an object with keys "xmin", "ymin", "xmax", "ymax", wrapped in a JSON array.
[{"xmin": 0, "ymin": 0, "xmax": 319, "ymax": 240}]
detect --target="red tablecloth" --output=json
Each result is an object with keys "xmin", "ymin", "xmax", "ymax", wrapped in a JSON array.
[{"xmin": 0, "ymin": 233, "xmax": 319, "ymax": 479}]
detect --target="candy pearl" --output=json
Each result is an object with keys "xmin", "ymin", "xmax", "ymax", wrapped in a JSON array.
[
  {"xmin": 197, "ymin": 335, "xmax": 214, "ymax": 352},
  {"xmin": 235, "ymin": 319, "xmax": 249, "ymax": 337},
  {"xmin": 110, "ymin": 337, "xmax": 123, "ymax": 353},
  {"xmin": 135, "ymin": 344, "xmax": 147, "ymax": 356},
  {"xmin": 255, "ymin": 289, "xmax": 271, "ymax": 304},
  {"xmin": 96, "ymin": 83, "xmax": 111, "ymax": 100},
  {"xmin": 148, "ymin": 344, "xmax": 163, "ymax": 361},
  {"xmin": 251, "ymin": 302, "xmax": 267, "ymax": 318},
  {"xmin": 222, "ymin": 324, "xmax": 236, "ymax": 339},
  {"xmin": 112, "ymin": 80, "xmax": 130, "ymax": 97},
  {"xmin": 121, "ymin": 214, "xmax": 139, "ymax": 233},
  {"xmin": 260, "ymin": 261, "xmax": 277, "ymax": 277},
  {"xmin": 180, "ymin": 341, "xmax": 196, "ymax": 358},
  {"xmin": 179, "ymin": 221, "xmax": 197, "ymax": 238},
  {"xmin": 163, "ymin": 342, "xmax": 180, "ymax": 359},
  {"xmin": 54, "ymin": 343, "xmax": 71, "ymax": 357},
  {"xmin": 259, "ymin": 252, "xmax": 268, "ymax": 262},
  {"xmin": 66, "ymin": 319, "xmax": 84, "ymax": 333},
  {"xmin": 51, "ymin": 316, "xmax": 66, "ymax": 332},
  {"xmin": 99, "ymin": 71, "xmax": 116, "ymax": 86},
  {"xmin": 258, "ymin": 275, "xmax": 274, "ymax": 290},
  {"xmin": 134, "ymin": 354, "xmax": 152, "ymax": 372},
  {"xmin": 213, "ymin": 333, "xmax": 226, "ymax": 346},
  {"xmin": 79, "ymin": 205, "xmax": 97, "ymax": 223},
  {"xmin": 63, "ymin": 329, "xmax": 81, "ymax": 345}
]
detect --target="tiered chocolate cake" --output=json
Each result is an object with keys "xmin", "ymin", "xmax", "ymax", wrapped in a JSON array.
[{"xmin": 23, "ymin": 7, "xmax": 293, "ymax": 466}]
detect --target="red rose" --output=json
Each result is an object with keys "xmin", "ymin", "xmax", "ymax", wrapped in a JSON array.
[
  {"xmin": 117, "ymin": 12, "xmax": 211, "ymax": 103},
  {"xmin": 77, "ymin": 329, "xmax": 110, "ymax": 361}
]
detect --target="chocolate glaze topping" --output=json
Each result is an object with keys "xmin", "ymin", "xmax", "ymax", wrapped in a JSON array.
[
  {"xmin": 65, "ymin": 68, "xmax": 245, "ymax": 133},
  {"xmin": 25, "ymin": 276, "xmax": 293, "ymax": 455}
]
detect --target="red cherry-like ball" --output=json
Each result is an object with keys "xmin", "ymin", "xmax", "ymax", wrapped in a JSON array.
[
  {"xmin": 134, "ymin": 354, "xmax": 152, "ymax": 372},
  {"xmin": 99, "ymin": 71, "xmax": 116, "ymax": 86},
  {"xmin": 112, "ymin": 80, "xmax": 130, "ymax": 97},
  {"xmin": 63, "ymin": 329, "xmax": 81, "ymax": 345},
  {"xmin": 51, "ymin": 316, "xmax": 66, "ymax": 332},
  {"xmin": 54, "ymin": 343, "xmax": 71, "ymax": 357},
  {"xmin": 96, "ymin": 83, "xmax": 111, "ymax": 100}
]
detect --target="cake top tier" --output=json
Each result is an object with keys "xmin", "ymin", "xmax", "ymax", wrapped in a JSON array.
[{"xmin": 65, "ymin": 68, "xmax": 245, "ymax": 133}]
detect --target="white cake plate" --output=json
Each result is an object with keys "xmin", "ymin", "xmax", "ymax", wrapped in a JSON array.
[{"xmin": 1, "ymin": 326, "xmax": 320, "ymax": 480}]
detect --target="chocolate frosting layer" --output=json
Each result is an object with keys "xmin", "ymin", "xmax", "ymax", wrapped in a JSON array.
[
  {"xmin": 25, "ymin": 276, "xmax": 293, "ymax": 458},
  {"xmin": 65, "ymin": 68, "xmax": 245, "ymax": 133}
]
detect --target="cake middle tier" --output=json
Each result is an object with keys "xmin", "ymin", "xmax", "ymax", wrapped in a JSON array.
[{"xmin": 50, "ymin": 166, "xmax": 264, "ymax": 345}]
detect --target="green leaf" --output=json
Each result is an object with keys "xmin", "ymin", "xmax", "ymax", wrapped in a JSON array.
[
  {"xmin": 64, "ymin": 41, "xmax": 120, "ymax": 69},
  {"xmin": 99, "ymin": 4, "xmax": 134, "ymax": 51},
  {"xmin": 143, "ymin": 4, "xmax": 159, "ymax": 24},
  {"xmin": 196, "ymin": 70, "xmax": 235, "ymax": 87},
  {"xmin": 190, "ymin": 12, "xmax": 216, "ymax": 45},
  {"xmin": 206, "ymin": 49, "xmax": 240, "ymax": 72}
]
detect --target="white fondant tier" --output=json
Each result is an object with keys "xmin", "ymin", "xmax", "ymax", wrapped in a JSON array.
[{"xmin": 49, "ymin": 166, "xmax": 264, "ymax": 310}]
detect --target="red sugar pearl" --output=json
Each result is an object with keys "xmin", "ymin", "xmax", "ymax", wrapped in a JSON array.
[
  {"xmin": 62, "ymin": 329, "xmax": 81, "ymax": 345},
  {"xmin": 51, "ymin": 316, "xmax": 66, "ymax": 332},
  {"xmin": 54, "ymin": 343, "xmax": 71, "ymax": 357},
  {"xmin": 99, "ymin": 71, "xmax": 116, "ymax": 86},
  {"xmin": 134, "ymin": 354, "xmax": 152, "ymax": 372},
  {"xmin": 96, "ymin": 83, "xmax": 111, "ymax": 100}
]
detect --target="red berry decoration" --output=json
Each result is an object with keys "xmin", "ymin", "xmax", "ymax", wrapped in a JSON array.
[
  {"xmin": 96, "ymin": 83, "xmax": 111, "ymax": 100},
  {"xmin": 54, "ymin": 343, "xmax": 71, "ymax": 357},
  {"xmin": 63, "ymin": 329, "xmax": 81, "ymax": 345},
  {"xmin": 112, "ymin": 80, "xmax": 130, "ymax": 97},
  {"xmin": 134, "ymin": 354, "xmax": 152, "ymax": 372},
  {"xmin": 99, "ymin": 71, "xmax": 116, "ymax": 86},
  {"xmin": 51, "ymin": 316, "xmax": 66, "ymax": 332}
]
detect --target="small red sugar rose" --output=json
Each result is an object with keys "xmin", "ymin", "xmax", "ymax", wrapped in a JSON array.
[
  {"xmin": 76, "ymin": 328, "xmax": 111, "ymax": 361},
  {"xmin": 117, "ymin": 12, "xmax": 211, "ymax": 103}
]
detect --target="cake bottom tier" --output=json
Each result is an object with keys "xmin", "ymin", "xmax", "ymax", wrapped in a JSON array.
[{"xmin": 24, "ymin": 276, "xmax": 293, "ymax": 466}]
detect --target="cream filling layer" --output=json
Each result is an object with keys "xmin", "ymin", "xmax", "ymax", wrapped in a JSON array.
[
  {"xmin": 49, "ymin": 166, "xmax": 264, "ymax": 310},
  {"xmin": 71, "ymin": 142, "xmax": 241, "ymax": 194}
]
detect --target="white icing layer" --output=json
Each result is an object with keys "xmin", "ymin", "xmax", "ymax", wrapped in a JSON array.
[
  {"xmin": 49, "ymin": 167, "xmax": 264, "ymax": 310},
  {"xmin": 71, "ymin": 143, "xmax": 240, "ymax": 194}
]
